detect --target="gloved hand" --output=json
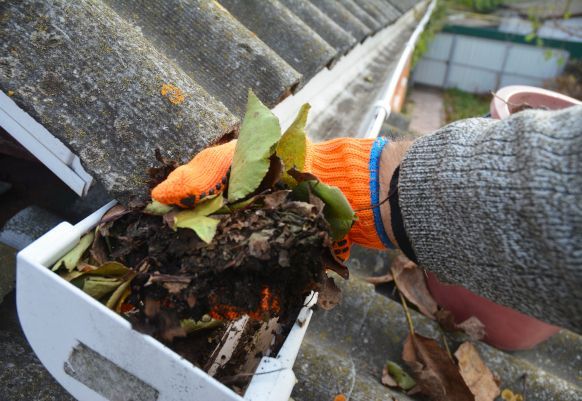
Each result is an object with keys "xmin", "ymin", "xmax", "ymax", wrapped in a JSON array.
[{"xmin": 152, "ymin": 137, "xmax": 394, "ymax": 260}]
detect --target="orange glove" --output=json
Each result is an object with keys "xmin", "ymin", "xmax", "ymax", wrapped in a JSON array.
[{"xmin": 152, "ymin": 137, "xmax": 394, "ymax": 259}]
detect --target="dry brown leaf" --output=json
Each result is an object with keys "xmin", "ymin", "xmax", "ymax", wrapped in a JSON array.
[
  {"xmin": 321, "ymin": 247, "xmax": 349, "ymax": 279},
  {"xmin": 317, "ymin": 276, "xmax": 342, "ymax": 310},
  {"xmin": 90, "ymin": 230, "xmax": 108, "ymax": 266},
  {"xmin": 392, "ymin": 255, "xmax": 438, "ymax": 319},
  {"xmin": 455, "ymin": 342, "xmax": 500, "ymax": 401},
  {"xmin": 436, "ymin": 310, "xmax": 486, "ymax": 341},
  {"xmin": 288, "ymin": 167, "xmax": 319, "ymax": 183},
  {"xmin": 363, "ymin": 273, "xmax": 394, "ymax": 285},
  {"xmin": 262, "ymin": 190, "xmax": 290, "ymax": 209},
  {"xmin": 457, "ymin": 317, "xmax": 486, "ymax": 342},
  {"xmin": 163, "ymin": 281, "xmax": 190, "ymax": 294},
  {"xmin": 100, "ymin": 204, "xmax": 128, "ymax": 223},
  {"xmin": 402, "ymin": 333, "xmax": 474, "ymax": 401}
]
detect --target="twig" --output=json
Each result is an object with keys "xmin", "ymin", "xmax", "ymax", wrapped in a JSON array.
[
  {"xmin": 439, "ymin": 327, "xmax": 453, "ymax": 361},
  {"xmin": 397, "ymin": 286, "xmax": 415, "ymax": 335}
]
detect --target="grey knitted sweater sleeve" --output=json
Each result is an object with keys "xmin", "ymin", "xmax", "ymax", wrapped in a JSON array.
[{"xmin": 398, "ymin": 105, "xmax": 582, "ymax": 332}]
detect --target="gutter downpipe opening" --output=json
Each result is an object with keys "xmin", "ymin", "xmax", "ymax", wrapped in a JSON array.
[{"xmin": 363, "ymin": 0, "xmax": 438, "ymax": 139}]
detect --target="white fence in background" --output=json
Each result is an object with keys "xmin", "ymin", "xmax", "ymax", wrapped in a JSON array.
[{"xmin": 412, "ymin": 32, "xmax": 569, "ymax": 93}]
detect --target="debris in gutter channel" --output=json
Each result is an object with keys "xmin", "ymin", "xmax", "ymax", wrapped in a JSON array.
[{"xmin": 50, "ymin": 90, "xmax": 355, "ymax": 392}]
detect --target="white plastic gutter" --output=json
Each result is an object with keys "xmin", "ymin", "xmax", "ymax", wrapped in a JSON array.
[
  {"xmin": 0, "ymin": 91, "xmax": 94, "ymax": 196},
  {"xmin": 363, "ymin": 0, "xmax": 438, "ymax": 138}
]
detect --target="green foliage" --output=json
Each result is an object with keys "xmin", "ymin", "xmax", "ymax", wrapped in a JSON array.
[
  {"xmin": 52, "ymin": 232, "xmax": 95, "ymax": 272},
  {"xmin": 276, "ymin": 103, "xmax": 310, "ymax": 186},
  {"xmin": 228, "ymin": 89, "xmax": 281, "ymax": 202},
  {"xmin": 443, "ymin": 88, "xmax": 491, "ymax": 123},
  {"xmin": 144, "ymin": 200, "xmax": 174, "ymax": 215},
  {"xmin": 292, "ymin": 180, "xmax": 355, "ymax": 240},
  {"xmin": 174, "ymin": 195, "xmax": 224, "ymax": 243},
  {"xmin": 386, "ymin": 361, "xmax": 416, "ymax": 391},
  {"xmin": 412, "ymin": 0, "xmax": 448, "ymax": 67}
]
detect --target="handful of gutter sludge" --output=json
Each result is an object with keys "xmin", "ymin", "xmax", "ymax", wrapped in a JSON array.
[{"xmin": 51, "ymin": 91, "xmax": 354, "ymax": 350}]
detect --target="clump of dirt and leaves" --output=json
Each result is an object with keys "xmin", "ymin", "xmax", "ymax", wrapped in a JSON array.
[{"xmin": 50, "ymin": 90, "xmax": 354, "ymax": 387}]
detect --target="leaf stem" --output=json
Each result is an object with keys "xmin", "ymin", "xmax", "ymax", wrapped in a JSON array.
[{"xmin": 397, "ymin": 286, "xmax": 415, "ymax": 335}]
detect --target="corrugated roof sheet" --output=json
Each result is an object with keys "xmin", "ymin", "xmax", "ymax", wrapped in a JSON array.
[
  {"xmin": 292, "ymin": 246, "xmax": 582, "ymax": 401},
  {"xmin": 0, "ymin": 0, "xmax": 423, "ymax": 202}
]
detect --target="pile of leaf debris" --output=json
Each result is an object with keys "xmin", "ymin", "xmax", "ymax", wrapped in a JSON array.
[
  {"xmin": 50, "ymin": 91, "xmax": 354, "ymax": 383},
  {"xmin": 53, "ymin": 92, "xmax": 355, "ymax": 384}
]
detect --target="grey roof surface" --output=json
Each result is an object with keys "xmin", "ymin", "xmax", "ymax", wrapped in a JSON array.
[
  {"xmin": 292, "ymin": 246, "xmax": 582, "ymax": 401},
  {"xmin": 1, "ymin": 0, "xmax": 421, "ymax": 203}
]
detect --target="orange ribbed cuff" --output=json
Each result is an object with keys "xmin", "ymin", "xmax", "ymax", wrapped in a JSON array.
[{"xmin": 305, "ymin": 138, "xmax": 384, "ymax": 249}]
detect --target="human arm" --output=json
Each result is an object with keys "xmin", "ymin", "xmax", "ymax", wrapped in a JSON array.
[{"xmin": 381, "ymin": 106, "xmax": 582, "ymax": 332}]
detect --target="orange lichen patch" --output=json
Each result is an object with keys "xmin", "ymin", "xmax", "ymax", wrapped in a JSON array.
[
  {"xmin": 501, "ymin": 389, "xmax": 524, "ymax": 401},
  {"xmin": 333, "ymin": 394, "xmax": 347, "ymax": 401},
  {"xmin": 161, "ymin": 83, "xmax": 186, "ymax": 105},
  {"xmin": 209, "ymin": 287, "xmax": 281, "ymax": 321}
]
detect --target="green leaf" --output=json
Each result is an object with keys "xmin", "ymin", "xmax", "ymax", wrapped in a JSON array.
[
  {"xmin": 59, "ymin": 270, "xmax": 86, "ymax": 282},
  {"xmin": 82, "ymin": 276, "xmax": 124, "ymax": 300},
  {"xmin": 144, "ymin": 200, "xmax": 174, "ymax": 215},
  {"xmin": 105, "ymin": 272, "xmax": 136, "ymax": 310},
  {"xmin": 52, "ymin": 232, "xmax": 95, "ymax": 272},
  {"xmin": 229, "ymin": 196, "xmax": 257, "ymax": 211},
  {"xmin": 276, "ymin": 103, "xmax": 309, "ymax": 186},
  {"xmin": 292, "ymin": 181, "xmax": 355, "ymax": 240},
  {"xmin": 173, "ymin": 195, "xmax": 223, "ymax": 242},
  {"xmin": 181, "ymin": 315, "xmax": 222, "ymax": 334},
  {"xmin": 88, "ymin": 261, "xmax": 130, "ymax": 276},
  {"xmin": 524, "ymin": 32, "xmax": 536, "ymax": 42},
  {"xmin": 228, "ymin": 90, "xmax": 281, "ymax": 202},
  {"xmin": 178, "ymin": 215, "xmax": 220, "ymax": 243},
  {"xmin": 386, "ymin": 361, "xmax": 416, "ymax": 390}
]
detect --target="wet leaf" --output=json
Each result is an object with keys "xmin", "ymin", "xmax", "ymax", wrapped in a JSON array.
[
  {"xmin": 229, "ymin": 196, "xmax": 257, "ymax": 211},
  {"xmin": 321, "ymin": 247, "xmax": 349, "ymax": 279},
  {"xmin": 262, "ymin": 190, "xmax": 290, "ymax": 209},
  {"xmin": 248, "ymin": 232, "xmax": 271, "ymax": 260},
  {"xmin": 317, "ymin": 276, "xmax": 341, "ymax": 310},
  {"xmin": 364, "ymin": 273, "xmax": 394, "ymax": 285},
  {"xmin": 228, "ymin": 90, "xmax": 281, "ymax": 202},
  {"xmin": 82, "ymin": 276, "xmax": 124, "ymax": 300},
  {"xmin": 402, "ymin": 333, "xmax": 474, "ymax": 401},
  {"xmin": 276, "ymin": 103, "xmax": 309, "ymax": 186},
  {"xmin": 455, "ymin": 342, "xmax": 500, "ymax": 401},
  {"xmin": 52, "ymin": 232, "xmax": 95, "ymax": 272},
  {"xmin": 254, "ymin": 155, "xmax": 283, "ymax": 195},
  {"xmin": 59, "ymin": 270, "xmax": 86, "ymax": 282},
  {"xmin": 287, "ymin": 167, "xmax": 319, "ymax": 183},
  {"xmin": 144, "ymin": 200, "xmax": 174, "ymax": 215},
  {"xmin": 292, "ymin": 180, "xmax": 355, "ymax": 240},
  {"xmin": 174, "ymin": 196, "xmax": 224, "ymax": 243},
  {"xmin": 105, "ymin": 272, "xmax": 136, "ymax": 310},
  {"xmin": 382, "ymin": 361, "xmax": 416, "ymax": 390},
  {"xmin": 178, "ymin": 216, "xmax": 219, "ymax": 244},
  {"xmin": 88, "ymin": 261, "xmax": 130, "ymax": 276},
  {"xmin": 391, "ymin": 255, "xmax": 437, "ymax": 319},
  {"xmin": 99, "ymin": 204, "xmax": 129, "ymax": 225},
  {"xmin": 181, "ymin": 315, "xmax": 222, "ymax": 334},
  {"xmin": 90, "ymin": 230, "xmax": 108, "ymax": 266}
]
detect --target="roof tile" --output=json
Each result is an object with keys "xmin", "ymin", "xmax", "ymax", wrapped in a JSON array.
[
  {"xmin": 219, "ymin": 0, "xmax": 338, "ymax": 84},
  {"xmin": 105, "ymin": 0, "xmax": 301, "ymax": 116}
]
